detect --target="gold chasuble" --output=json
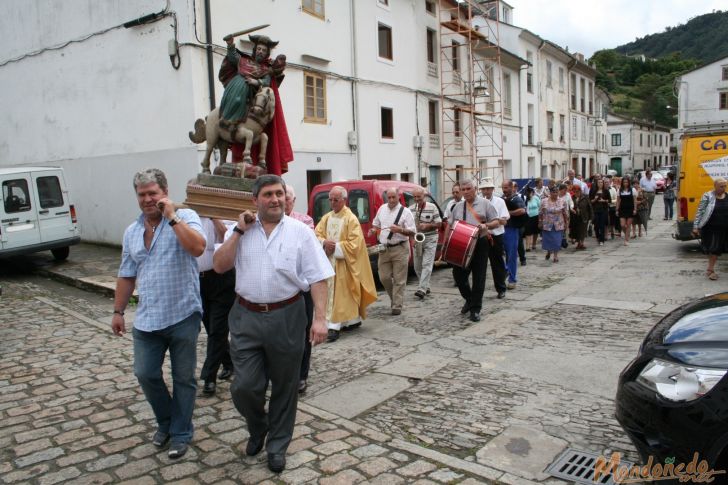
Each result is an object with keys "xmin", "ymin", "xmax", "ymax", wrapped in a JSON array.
[{"xmin": 315, "ymin": 206, "xmax": 377, "ymax": 323}]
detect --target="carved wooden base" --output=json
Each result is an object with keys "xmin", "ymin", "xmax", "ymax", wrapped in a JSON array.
[{"xmin": 184, "ymin": 174, "xmax": 256, "ymax": 220}]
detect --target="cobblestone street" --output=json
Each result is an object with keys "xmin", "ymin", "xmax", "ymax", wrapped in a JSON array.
[{"xmin": 1, "ymin": 200, "xmax": 725, "ymax": 484}]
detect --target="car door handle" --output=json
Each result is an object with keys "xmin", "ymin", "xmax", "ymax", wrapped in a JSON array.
[{"xmin": 39, "ymin": 210, "xmax": 49, "ymax": 215}]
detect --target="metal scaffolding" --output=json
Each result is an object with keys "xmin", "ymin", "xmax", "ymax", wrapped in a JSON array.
[{"xmin": 438, "ymin": 0, "xmax": 504, "ymax": 190}]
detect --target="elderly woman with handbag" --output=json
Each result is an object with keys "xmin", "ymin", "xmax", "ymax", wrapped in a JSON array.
[
  {"xmin": 539, "ymin": 184, "xmax": 569, "ymax": 263},
  {"xmin": 692, "ymin": 177, "xmax": 728, "ymax": 280}
]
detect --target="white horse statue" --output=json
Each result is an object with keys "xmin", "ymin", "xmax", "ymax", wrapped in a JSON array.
[{"xmin": 188, "ymin": 86, "xmax": 275, "ymax": 178}]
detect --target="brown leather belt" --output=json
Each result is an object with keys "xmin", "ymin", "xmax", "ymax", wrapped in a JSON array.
[{"xmin": 237, "ymin": 293, "xmax": 301, "ymax": 313}]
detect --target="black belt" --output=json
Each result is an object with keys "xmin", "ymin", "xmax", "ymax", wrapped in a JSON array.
[
  {"xmin": 386, "ymin": 240, "xmax": 406, "ymax": 247},
  {"xmin": 199, "ymin": 269, "xmax": 216, "ymax": 278},
  {"xmin": 237, "ymin": 293, "xmax": 301, "ymax": 313}
]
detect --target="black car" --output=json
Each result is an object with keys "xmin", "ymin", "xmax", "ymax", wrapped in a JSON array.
[{"xmin": 616, "ymin": 292, "xmax": 728, "ymax": 474}]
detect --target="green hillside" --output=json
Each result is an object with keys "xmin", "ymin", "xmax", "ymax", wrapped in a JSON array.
[
  {"xmin": 615, "ymin": 10, "xmax": 728, "ymax": 64},
  {"xmin": 591, "ymin": 10, "xmax": 728, "ymax": 128}
]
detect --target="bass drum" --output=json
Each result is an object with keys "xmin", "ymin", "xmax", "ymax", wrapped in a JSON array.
[{"xmin": 442, "ymin": 220, "xmax": 480, "ymax": 268}]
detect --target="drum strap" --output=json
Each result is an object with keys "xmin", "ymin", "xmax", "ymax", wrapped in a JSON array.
[
  {"xmin": 462, "ymin": 201, "xmax": 492, "ymax": 244},
  {"xmin": 387, "ymin": 205, "xmax": 405, "ymax": 241}
]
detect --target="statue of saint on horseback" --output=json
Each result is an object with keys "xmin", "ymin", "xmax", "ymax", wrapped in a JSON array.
[{"xmin": 189, "ymin": 30, "xmax": 293, "ymax": 178}]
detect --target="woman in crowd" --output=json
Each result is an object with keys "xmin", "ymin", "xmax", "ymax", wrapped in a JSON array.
[
  {"xmin": 539, "ymin": 184, "xmax": 569, "ymax": 263},
  {"xmin": 635, "ymin": 187, "xmax": 649, "ymax": 236},
  {"xmin": 663, "ymin": 172, "xmax": 676, "ymax": 220},
  {"xmin": 534, "ymin": 177, "xmax": 549, "ymax": 200},
  {"xmin": 572, "ymin": 185, "xmax": 592, "ymax": 250},
  {"xmin": 616, "ymin": 177, "xmax": 637, "ymax": 246},
  {"xmin": 590, "ymin": 178, "xmax": 610, "ymax": 246},
  {"xmin": 524, "ymin": 186, "xmax": 541, "ymax": 251},
  {"xmin": 608, "ymin": 176, "xmax": 620, "ymax": 240},
  {"xmin": 692, "ymin": 177, "xmax": 728, "ymax": 280}
]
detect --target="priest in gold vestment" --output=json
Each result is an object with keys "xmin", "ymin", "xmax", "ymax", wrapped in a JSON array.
[{"xmin": 315, "ymin": 186, "xmax": 377, "ymax": 343}]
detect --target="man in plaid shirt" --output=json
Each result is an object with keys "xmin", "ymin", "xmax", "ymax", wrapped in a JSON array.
[{"xmin": 111, "ymin": 168, "xmax": 206, "ymax": 460}]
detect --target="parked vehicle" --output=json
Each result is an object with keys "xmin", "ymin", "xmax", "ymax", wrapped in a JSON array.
[
  {"xmin": 0, "ymin": 166, "xmax": 80, "ymax": 260},
  {"xmin": 674, "ymin": 127, "xmax": 728, "ymax": 240},
  {"xmin": 307, "ymin": 180, "xmax": 446, "ymax": 269},
  {"xmin": 616, "ymin": 292, "xmax": 728, "ymax": 475}
]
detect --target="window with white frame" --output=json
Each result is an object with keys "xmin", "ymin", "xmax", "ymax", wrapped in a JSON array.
[
  {"xmin": 378, "ymin": 23, "xmax": 393, "ymax": 60},
  {"xmin": 546, "ymin": 111, "xmax": 554, "ymax": 141},
  {"xmin": 570, "ymin": 73, "xmax": 577, "ymax": 110},
  {"xmin": 426, "ymin": 28, "xmax": 436, "ymax": 64},
  {"xmin": 588, "ymin": 82, "xmax": 593, "ymax": 114},
  {"xmin": 425, "ymin": 0, "xmax": 435, "ymax": 14},
  {"xmin": 302, "ymin": 0, "xmax": 324, "ymax": 19},
  {"xmin": 454, "ymin": 108, "xmax": 462, "ymax": 138},
  {"xmin": 503, "ymin": 73, "xmax": 512, "ymax": 118},
  {"xmin": 558, "ymin": 67, "xmax": 564, "ymax": 92},
  {"xmin": 559, "ymin": 114, "xmax": 565, "ymax": 141},
  {"xmin": 571, "ymin": 116, "xmax": 577, "ymax": 139},
  {"xmin": 304, "ymin": 72, "xmax": 326, "ymax": 123},
  {"xmin": 580, "ymin": 78, "xmax": 585, "ymax": 112},
  {"xmin": 721, "ymin": 92, "xmax": 728, "ymax": 110},
  {"xmin": 546, "ymin": 60, "xmax": 552, "ymax": 88},
  {"xmin": 526, "ymin": 51, "xmax": 533, "ymax": 93},
  {"xmin": 611, "ymin": 134, "xmax": 621, "ymax": 146},
  {"xmin": 381, "ymin": 107, "xmax": 394, "ymax": 139},
  {"xmin": 581, "ymin": 118, "xmax": 586, "ymax": 141},
  {"xmin": 428, "ymin": 100, "xmax": 438, "ymax": 134},
  {"xmin": 722, "ymin": 65, "xmax": 728, "ymax": 81}
]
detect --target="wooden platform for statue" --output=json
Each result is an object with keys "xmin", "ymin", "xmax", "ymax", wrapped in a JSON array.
[{"xmin": 184, "ymin": 174, "xmax": 256, "ymax": 220}]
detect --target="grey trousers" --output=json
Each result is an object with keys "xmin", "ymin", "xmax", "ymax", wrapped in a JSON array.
[
  {"xmin": 413, "ymin": 235, "xmax": 437, "ymax": 292},
  {"xmin": 228, "ymin": 296, "xmax": 306, "ymax": 456}
]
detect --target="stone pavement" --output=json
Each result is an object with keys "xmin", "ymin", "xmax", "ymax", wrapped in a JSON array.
[{"xmin": 1, "ymin": 195, "xmax": 725, "ymax": 484}]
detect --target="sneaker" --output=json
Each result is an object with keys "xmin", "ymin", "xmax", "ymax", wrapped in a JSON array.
[
  {"xmin": 507, "ymin": 282, "xmax": 517, "ymax": 290},
  {"xmin": 152, "ymin": 430, "xmax": 170, "ymax": 448},
  {"xmin": 168, "ymin": 442, "xmax": 188, "ymax": 459}
]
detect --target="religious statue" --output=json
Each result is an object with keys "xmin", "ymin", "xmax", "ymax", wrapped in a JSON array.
[{"xmin": 189, "ymin": 30, "xmax": 293, "ymax": 178}]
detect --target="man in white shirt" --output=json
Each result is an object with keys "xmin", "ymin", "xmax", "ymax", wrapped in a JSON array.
[
  {"xmin": 214, "ymin": 175, "xmax": 333, "ymax": 474},
  {"xmin": 409, "ymin": 186, "xmax": 442, "ymax": 300},
  {"xmin": 443, "ymin": 183, "xmax": 462, "ymax": 223},
  {"xmin": 368, "ymin": 187, "xmax": 416, "ymax": 315},
  {"xmin": 639, "ymin": 169, "xmax": 657, "ymax": 219},
  {"xmin": 197, "ymin": 218, "xmax": 235, "ymax": 397},
  {"xmin": 479, "ymin": 178, "xmax": 508, "ymax": 298},
  {"xmin": 566, "ymin": 169, "xmax": 589, "ymax": 195}
]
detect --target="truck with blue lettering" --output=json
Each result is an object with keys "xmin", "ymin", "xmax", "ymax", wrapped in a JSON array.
[{"xmin": 674, "ymin": 126, "xmax": 728, "ymax": 240}]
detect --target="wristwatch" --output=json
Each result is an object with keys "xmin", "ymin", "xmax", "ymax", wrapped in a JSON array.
[
  {"xmin": 233, "ymin": 226, "xmax": 245, "ymax": 236},
  {"xmin": 168, "ymin": 214, "xmax": 182, "ymax": 226}
]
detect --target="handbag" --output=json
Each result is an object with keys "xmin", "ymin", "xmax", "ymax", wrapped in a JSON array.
[{"xmin": 561, "ymin": 237, "xmax": 569, "ymax": 249}]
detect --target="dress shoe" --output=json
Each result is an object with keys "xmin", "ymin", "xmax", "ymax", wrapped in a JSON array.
[
  {"xmin": 202, "ymin": 381, "xmax": 216, "ymax": 396},
  {"xmin": 460, "ymin": 303, "xmax": 471, "ymax": 314},
  {"xmin": 414, "ymin": 289, "xmax": 425, "ymax": 300},
  {"xmin": 298, "ymin": 380, "xmax": 307, "ymax": 394},
  {"xmin": 246, "ymin": 433, "xmax": 267, "ymax": 456},
  {"xmin": 469, "ymin": 311, "xmax": 481, "ymax": 322},
  {"xmin": 168, "ymin": 442, "xmax": 188, "ymax": 459},
  {"xmin": 218, "ymin": 368, "xmax": 233, "ymax": 380},
  {"xmin": 327, "ymin": 329, "xmax": 340, "ymax": 342},
  {"xmin": 391, "ymin": 309, "xmax": 402, "ymax": 315},
  {"xmin": 152, "ymin": 430, "xmax": 170, "ymax": 448},
  {"xmin": 343, "ymin": 321, "xmax": 362, "ymax": 331},
  {"xmin": 497, "ymin": 292, "xmax": 506, "ymax": 299},
  {"xmin": 268, "ymin": 453, "xmax": 286, "ymax": 473},
  {"xmin": 520, "ymin": 259, "xmax": 527, "ymax": 266}
]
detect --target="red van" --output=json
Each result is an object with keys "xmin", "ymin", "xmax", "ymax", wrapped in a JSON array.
[{"xmin": 307, "ymin": 180, "xmax": 446, "ymax": 268}]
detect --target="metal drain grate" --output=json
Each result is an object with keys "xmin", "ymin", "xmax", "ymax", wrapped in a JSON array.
[{"xmin": 546, "ymin": 448, "xmax": 634, "ymax": 485}]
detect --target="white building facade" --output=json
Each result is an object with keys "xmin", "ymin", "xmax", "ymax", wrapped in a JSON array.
[{"xmin": 607, "ymin": 114, "xmax": 672, "ymax": 175}]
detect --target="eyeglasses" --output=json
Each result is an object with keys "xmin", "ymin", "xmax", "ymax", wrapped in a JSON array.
[{"xmin": 328, "ymin": 198, "xmax": 342, "ymax": 202}]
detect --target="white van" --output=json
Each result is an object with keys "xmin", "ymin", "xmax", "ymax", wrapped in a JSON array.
[{"xmin": 0, "ymin": 166, "xmax": 80, "ymax": 260}]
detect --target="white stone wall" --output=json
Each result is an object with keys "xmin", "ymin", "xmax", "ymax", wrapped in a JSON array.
[{"xmin": 678, "ymin": 57, "xmax": 728, "ymax": 127}]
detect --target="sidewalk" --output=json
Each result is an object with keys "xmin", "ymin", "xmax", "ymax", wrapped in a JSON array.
[{"xmin": 31, "ymin": 243, "xmax": 124, "ymax": 297}]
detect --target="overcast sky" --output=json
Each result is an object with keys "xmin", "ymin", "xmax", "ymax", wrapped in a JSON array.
[{"xmin": 510, "ymin": 0, "xmax": 725, "ymax": 59}]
